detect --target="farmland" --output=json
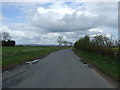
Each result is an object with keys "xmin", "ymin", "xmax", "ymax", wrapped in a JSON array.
[{"xmin": 2, "ymin": 46, "xmax": 66, "ymax": 68}]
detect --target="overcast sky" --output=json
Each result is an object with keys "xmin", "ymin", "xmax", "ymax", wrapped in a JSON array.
[{"xmin": 1, "ymin": 2, "xmax": 118, "ymax": 45}]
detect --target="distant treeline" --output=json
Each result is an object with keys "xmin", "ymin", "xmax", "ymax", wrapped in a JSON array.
[
  {"xmin": 2, "ymin": 40, "xmax": 16, "ymax": 46},
  {"xmin": 0, "ymin": 32, "xmax": 16, "ymax": 46},
  {"xmin": 74, "ymin": 35, "xmax": 119, "ymax": 58}
]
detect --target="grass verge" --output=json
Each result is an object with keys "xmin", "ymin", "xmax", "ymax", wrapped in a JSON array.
[
  {"xmin": 73, "ymin": 48, "xmax": 119, "ymax": 82},
  {"xmin": 2, "ymin": 46, "xmax": 67, "ymax": 70}
]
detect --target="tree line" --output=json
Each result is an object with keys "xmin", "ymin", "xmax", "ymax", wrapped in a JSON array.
[
  {"xmin": 74, "ymin": 35, "xmax": 119, "ymax": 58},
  {"xmin": 0, "ymin": 32, "xmax": 15, "ymax": 46}
]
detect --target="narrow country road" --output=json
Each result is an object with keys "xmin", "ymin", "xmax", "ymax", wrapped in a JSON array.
[{"xmin": 3, "ymin": 49, "xmax": 113, "ymax": 88}]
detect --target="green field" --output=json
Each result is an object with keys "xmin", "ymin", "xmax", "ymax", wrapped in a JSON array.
[
  {"xmin": 2, "ymin": 46, "xmax": 66, "ymax": 68},
  {"xmin": 73, "ymin": 48, "xmax": 119, "ymax": 82}
]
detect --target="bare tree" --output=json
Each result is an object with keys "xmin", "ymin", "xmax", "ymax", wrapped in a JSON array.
[
  {"xmin": 0, "ymin": 32, "xmax": 11, "ymax": 41},
  {"xmin": 57, "ymin": 36, "xmax": 64, "ymax": 46},
  {"xmin": 63, "ymin": 41, "xmax": 68, "ymax": 46},
  {"xmin": 57, "ymin": 36, "xmax": 73, "ymax": 47},
  {"xmin": 69, "ymin": 42, "xmax": 73, "ymax": 46}
]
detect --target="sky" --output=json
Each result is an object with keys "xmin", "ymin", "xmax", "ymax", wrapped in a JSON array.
[{"xmin": 1, "ymin": 2, "xmax": 118, "ymax": 45}]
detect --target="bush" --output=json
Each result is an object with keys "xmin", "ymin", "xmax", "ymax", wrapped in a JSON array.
[
  {"xmin": 74, "ymin": 34, "xmax": 118, "ymax": 58},
  {"xmin": 2, "ymin": 39, "xmax": 16, "ymax": 46}
]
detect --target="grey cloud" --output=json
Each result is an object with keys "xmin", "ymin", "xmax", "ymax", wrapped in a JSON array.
[
  {"xmin": 2, "ymin": 2, "xmax": 118, "ymax": 44},
  {"xmin": 28, "ymin": 2, "xmax": 117, "ymax": 34}
]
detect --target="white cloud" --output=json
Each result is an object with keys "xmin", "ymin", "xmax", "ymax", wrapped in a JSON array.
[
  {"xmin": 2, "ymin": 2, "xmax": 118, "ymax": 44},
  {"xmin": 89, "ymin": 28, "xmax": 103, "ymax": 33},
  {"xmin": 27, "ymin": 2, "xmax": 117, "ymax": 33}
]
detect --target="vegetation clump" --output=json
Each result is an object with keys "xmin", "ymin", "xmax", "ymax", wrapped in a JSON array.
[
  {"xmin": 74, "ymin": 35, "xmax": 119, "ymax": 58},
  {"xmin": 0, "ymin": 32, "xmax": 16, "ymax": 46}
]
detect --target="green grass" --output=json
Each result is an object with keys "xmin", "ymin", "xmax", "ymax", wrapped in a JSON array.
[
  {"xmin": 2, "ymin": 46, "xmax": 66, "ymax": 68},
  {"xmin": 73, "ymin": 48, "xmax": 119, "ymax": 81}
]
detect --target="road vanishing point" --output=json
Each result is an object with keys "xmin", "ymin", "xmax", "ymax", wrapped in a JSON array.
[{"xmin": 3, "ymin": 49, "xmax": 114, "ymax": 88}]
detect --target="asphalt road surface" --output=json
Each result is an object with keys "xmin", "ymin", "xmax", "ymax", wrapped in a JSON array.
[{"xmin": 3, "ymin": 49, "xmax": 113, "ymax": 88}]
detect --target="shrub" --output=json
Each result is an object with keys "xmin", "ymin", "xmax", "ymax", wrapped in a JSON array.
[
  {"xmin": 74, "ymin": 34, "xmax": 118, "ymax": 58},
  {"xmin": 2, "ymin": 39, "xmax": 16, "ymax": 46}
]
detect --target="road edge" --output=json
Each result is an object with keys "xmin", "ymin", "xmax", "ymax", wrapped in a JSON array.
[{"xmin": 72, "ymin": 48, "xmax": 119, "ymax": 88}]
